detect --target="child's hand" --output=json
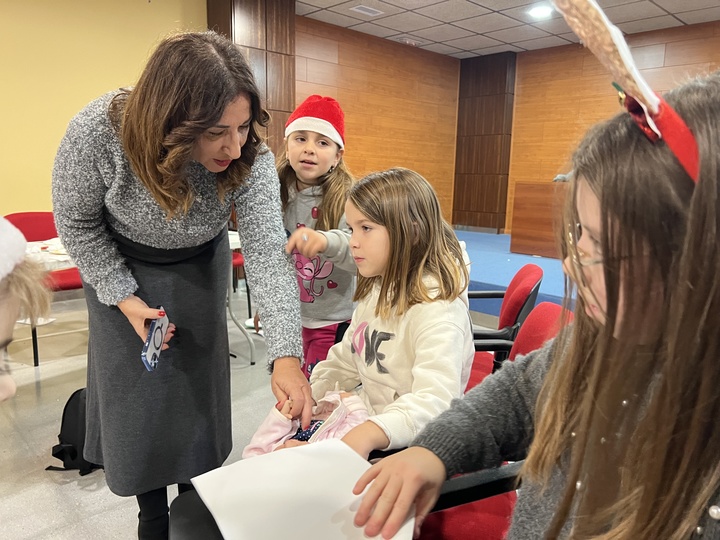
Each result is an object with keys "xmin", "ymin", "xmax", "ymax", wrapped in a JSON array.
[
  {"xmin": 276, "ymin": 398, "xmax": 294, "ymax": 419},
  {"xmin": 253, "ymin": 311, "xmax": 261, "ymax": 333},
  {"xmin": 352, "ymin": 447, "xmax": 446, "ymax": 540},
  {"xmin": 286, "ymin": 228, "xmax": 328, "ymax": 258}
]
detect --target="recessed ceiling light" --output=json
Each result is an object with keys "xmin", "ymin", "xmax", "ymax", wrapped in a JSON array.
[
  {"xmin": 396, "ymin": 36, "xmax": 422, "ymax": 47},
  {"xmin": 528, "ymin": 5, "xmax": 553, "ymax": 19},
  {"xmin": 350, "ymin": 5, "xmax": 384, "ymax": 17}
]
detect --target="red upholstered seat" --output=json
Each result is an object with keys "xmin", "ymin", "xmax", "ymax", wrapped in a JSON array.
[
  {"xmin": 232, "ymin": 251, "xmax": 244, "ymax": 267},
  {"xmin": 4, "ymin": 211, "xmax": 57, "ymax": 241},
  {"xmin": 231, "ymin": 251, "xmax": 252, "ymax": 319},
  {"xmin": 495, "ymin": 264, "xmax": 544, "ymax": 336},
  {"xmin": 471, "ymin": 263, "xmax": 544, "ymax": 380},
  {"xmin": 506, "ymin": 302, "xmax": 573, "ymax": 359},
  {"xmin": 45, "ymin": 267, "xmax": 83, "ymax": 291}
]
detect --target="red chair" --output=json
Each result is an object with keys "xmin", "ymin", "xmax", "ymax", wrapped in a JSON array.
[
  {"xmin": 229, "ymin": 251, "xmax": 256, "ymax": 366},
  {"xmin": 421, "ymin": 302, "xmax": 574, "ymax": 540},
  {"xmin": 469, "ymin": 264, "xmax": 544, "ymax": 386},
  {"xmin": 5, "ymin": 212, "xmax": 84, "ymax": 366},
  {"xmin": 231, "ymin": 251, "xmax": 252, "ymax": 319}
]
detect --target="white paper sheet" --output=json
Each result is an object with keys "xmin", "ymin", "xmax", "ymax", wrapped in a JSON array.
[{"xmin": 192, "ymin": 439, "xmax": 414, "ymax": 540}]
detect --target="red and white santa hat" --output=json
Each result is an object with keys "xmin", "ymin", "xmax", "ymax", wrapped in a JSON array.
[
  {"xmin": 285, "ymin": 95, "xmax": 345, "ymax": 149},
  {"xmin": 0, "ymin": 216, "xmax": 27, "ymax": 283}
]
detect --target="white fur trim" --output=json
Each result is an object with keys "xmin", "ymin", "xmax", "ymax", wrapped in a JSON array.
[
  {"xmin": 285, "ymin": 117, "xmax": 344, "ymax": 149},
  {"xmin": 0, "ymin": 217, "xmax": 27, "ymax": 283}
]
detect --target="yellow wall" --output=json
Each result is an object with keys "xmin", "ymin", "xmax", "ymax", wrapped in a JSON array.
[{"xmin": 0, "ymin": 0, "xmax": 207, "ymax": 215}]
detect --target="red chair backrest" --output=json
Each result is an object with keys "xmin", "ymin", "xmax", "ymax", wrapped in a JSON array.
[
  {"xmin": 6, "ymin": 212, "xmax": 83, "ymax": 293},
  {"xmin": 497, "ymin": 264, "xmax": 544, "ymax": 331},
  {"xmin": 4, "ymin": 212, "xmax": 57, "ymax": 242},
  {"xmin": 46, "ymin": 267, "xmax": 83, "ymax": 291},
  {"xmin": 508, "ymin": 302, "xmax": 574, "ymax": 361}
]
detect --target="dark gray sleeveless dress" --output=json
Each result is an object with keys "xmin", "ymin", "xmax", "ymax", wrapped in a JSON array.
[{"xmin": 83, "ymin": 230, "xmax": 231, "ymax": 496}]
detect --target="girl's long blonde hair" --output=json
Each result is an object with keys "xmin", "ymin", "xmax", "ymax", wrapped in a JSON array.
[
  {"xmin": 1, "ymin": 259, "xmax": 51, "ymax": 324},
  {"xmin": 349, "ymin": 168, "xmax": 468, "ymax": 319},
  {"xmin": 524, "ymin": 72, "xmax": 720, "ymax": 539}
]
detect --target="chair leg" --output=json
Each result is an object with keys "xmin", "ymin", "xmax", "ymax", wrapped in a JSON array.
[
  {"xmin": 31, "ymin": 325, "xmax": 39, "ymax": 367},
  {"xmin": 245, "ymin": 280, "xmax": 252, "ymax": 320}
]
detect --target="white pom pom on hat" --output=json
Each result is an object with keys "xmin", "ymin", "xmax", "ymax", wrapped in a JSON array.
[
  {"xmin": 0, "ymin": 216, "xmax": 27, "ymax": 283},
  {"xmin": 285, "ymin": 95, "xmax": 345, "ymax": 149}
]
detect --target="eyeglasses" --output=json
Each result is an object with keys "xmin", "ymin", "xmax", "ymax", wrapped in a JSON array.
[
  {"xmin": 566, "ymin": 222, "xmax": 604, "ymax": 291},
  {"xmin": 567, "ymin": 222, "xmax": 604, "ymax": 267}
]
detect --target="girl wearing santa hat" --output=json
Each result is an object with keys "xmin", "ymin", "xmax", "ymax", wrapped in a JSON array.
[{"xmin": 276, "ymin": 95, "xmax": 356, "ymax": 378}]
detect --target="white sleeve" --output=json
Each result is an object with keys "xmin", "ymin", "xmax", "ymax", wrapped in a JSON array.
[{"xmin": 369, "ymin": 307, "xmax": 473, "ymax": 449}]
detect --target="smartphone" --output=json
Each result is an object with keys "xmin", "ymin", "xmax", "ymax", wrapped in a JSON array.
[{"xmin": 141, "ymin": 308, "xmax": 169, "ymax": 372}]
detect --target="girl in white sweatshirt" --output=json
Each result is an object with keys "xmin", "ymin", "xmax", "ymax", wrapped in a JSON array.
[{"xmin": 245, "ymin": 168, "xmax": 474, "ymax": 460}]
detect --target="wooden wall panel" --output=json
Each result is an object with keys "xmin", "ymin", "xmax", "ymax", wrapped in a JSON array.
[
  {"xmin": 207, "ymin": 0, "xmax": 231, "ymax": 37},
  {"xmin": 508, "ymin": 20, "xmax": 720, "ymax": 256},
  {"xmin": 295, "ymin": 16, "xmax": 460, "ymax": 219},
  {"xmin": 453, "ymin": 53, "xmax": 515, "ymax": 231},
  {"xmin": 208, "ymin": 0, "xmax": 295, "ymax": 157},
  {"xmin": 237, "ymin": 45, "xmax": 267, "ymax": 102},
  {"xmin": 266, "ymin": 0, "xmax": 293, "ymax": 55},
  {"xmin": 267, "ymin": 110, "xmax": 290, "ymax": 153},
  {"xmin": 510, "ymin": 182, "xmax": 567, "ymax": 258},
  {"xmin": 266, "ymin": 51, "xmax": 294, "ymax": 111},
  {"xmin": 230, "ymin": 0, "xmax": 264, "ymax": 49}
]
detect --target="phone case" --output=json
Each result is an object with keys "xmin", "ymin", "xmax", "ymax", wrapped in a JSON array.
[{"xmin": 141, "ymin": 308, "xmax": 169, "ymax": 372}]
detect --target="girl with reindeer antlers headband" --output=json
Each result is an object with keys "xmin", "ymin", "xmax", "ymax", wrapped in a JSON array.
[{"xmin": 351, "ymin": 1, "xmax": 720, "ymax": 538}]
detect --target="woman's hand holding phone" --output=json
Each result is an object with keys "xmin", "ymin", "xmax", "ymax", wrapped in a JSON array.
[{"xmin": 118, "ymin": 294, "xmax": 176, "ymax": 349}]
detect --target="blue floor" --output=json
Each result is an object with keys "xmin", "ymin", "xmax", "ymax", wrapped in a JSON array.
[{"xmin": 456, "ymin": 230, "xmax": 566, "ymax": 317}]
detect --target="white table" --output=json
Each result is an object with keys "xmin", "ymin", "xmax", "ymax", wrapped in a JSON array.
[
  {"xmin": 25, "ymin": 239, "xmax": 74, "ymax": 271},
  {"xmin": 227, "ymin": 230, "xmax": 256, "ymax": 364}
]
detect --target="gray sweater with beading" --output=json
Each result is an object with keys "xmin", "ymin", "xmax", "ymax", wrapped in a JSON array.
[{"xmin": 413, "ymin": 339, "xmax": 720, "ymax": 539}]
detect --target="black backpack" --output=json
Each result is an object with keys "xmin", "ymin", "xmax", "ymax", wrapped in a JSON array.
[{"xmin": 46, "ymin": 388, "xmax": 102, "ymax": 476}]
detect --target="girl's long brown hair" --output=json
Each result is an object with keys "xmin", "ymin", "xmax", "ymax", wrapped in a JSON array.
[
  {"xmin": 109, "ymin": 31, "xmax": 269, "ymax": 217},
  {"xmin": 277, "ymin": 149, "xmax": 353, "ymax": 231},
  {"xmin": 349, "ymin": 168, "xmax": 468, "ymax": 318},
  {"xmin": 524, "ymin": 72, "xmax": 720, "ymax": 539}
]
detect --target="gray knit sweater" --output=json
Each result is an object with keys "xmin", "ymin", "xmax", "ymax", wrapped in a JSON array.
[
  {"xmin": 413, "ymin": 339, "xmax": 720, "ymax": 539},
  {"xmin": 52, "ymin": 92, "xmax": 302, "ymax": 364}
]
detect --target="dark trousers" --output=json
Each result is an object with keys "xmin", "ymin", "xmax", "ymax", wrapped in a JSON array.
[{"xmin": 138, "ymin": 484, "xmax": 195, "ymax": 540}]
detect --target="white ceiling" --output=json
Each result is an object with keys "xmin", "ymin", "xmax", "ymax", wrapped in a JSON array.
[{"xmin": 296, "ymin": 0, "xmax": 720, "ymax": 58}]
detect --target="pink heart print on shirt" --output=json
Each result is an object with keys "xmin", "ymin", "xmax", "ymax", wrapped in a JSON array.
[{"xmin": 327, "ymin": 280, "xmax": 338, "ymax": 289}]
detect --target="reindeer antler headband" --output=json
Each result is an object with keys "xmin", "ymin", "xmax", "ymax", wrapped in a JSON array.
[{"xmin": 553, "ymin": 0, "xmax": 700, "ymax": 182}]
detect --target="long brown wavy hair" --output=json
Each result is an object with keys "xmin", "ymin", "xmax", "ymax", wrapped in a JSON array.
[
  {"xmin": 277, "ymin": 149, "xmax": 354, "ymax": 231},
  {"xmin": 524, "ymin": 71, "xmax": 720, "ymax": 539},
  {"xmin": 109, "ymin": 31, "xmax": 269, "ymax": 217},
  {"xmin": 349, "ymin": 168, "xmax": 468, "ymax": 319}
]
